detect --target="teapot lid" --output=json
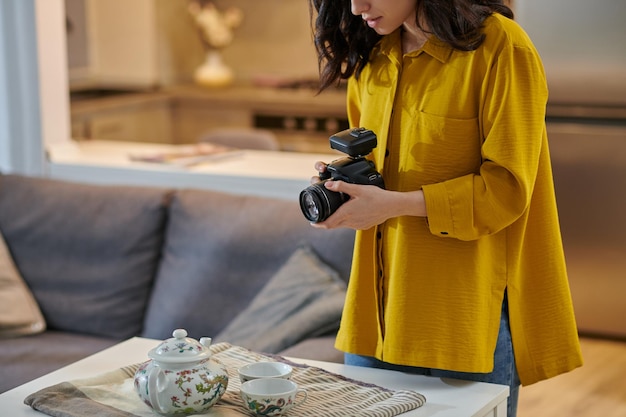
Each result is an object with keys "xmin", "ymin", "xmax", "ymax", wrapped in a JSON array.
[{"xmin": 148, "ymin": 329, "xmax": 212, "ymax": 363}]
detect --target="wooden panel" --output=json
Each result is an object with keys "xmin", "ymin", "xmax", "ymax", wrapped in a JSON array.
[
  {"xmin": 170, "ymin": 100, "xmax": 251, "ymax": 144},
  {"xmin": 89, "ymin": 103, "xmax": 172, "ymax": 143}
]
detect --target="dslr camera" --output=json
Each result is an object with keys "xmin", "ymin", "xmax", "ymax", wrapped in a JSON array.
[{"xmin": 299, "ymin": 127, "xmax": 385, "ymax": 223}]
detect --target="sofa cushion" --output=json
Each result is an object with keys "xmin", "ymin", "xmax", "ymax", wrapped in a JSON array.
[
  {"xmin": 278, "ymin": 335, "xmax": 343, "ymax": 363},
  {"xmin": 0, "ymin": 174, "xmax": 170, "ymax": 339},
  {"xmin": 214, "ymin": 245, "xmax": 347, "ymax": 353},
  {"xmin": 0, "ymin": 229, "xmax": 46, "ymax": 338},
  {"xmin": 0, "ymin": 330, "xmax": 119, "ymax": 393},
  {"xmin": 141, "ymin": 188, "xmax": 354, "ymax": 340}
]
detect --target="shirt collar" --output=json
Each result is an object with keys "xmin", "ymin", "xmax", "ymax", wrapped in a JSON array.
[{"xmin": 374, "ymin": 29, "xmax": 454, "ymax": 64}]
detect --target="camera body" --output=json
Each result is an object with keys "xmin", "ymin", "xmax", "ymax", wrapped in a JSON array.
[{"xmin": 299, "ymin": 128, "xmax": 385, "ymax": 223}]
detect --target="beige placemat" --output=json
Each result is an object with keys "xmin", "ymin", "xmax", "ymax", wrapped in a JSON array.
[{"xmin": 25, "ymin": 343, "xmax": 426, "ymax": 417}]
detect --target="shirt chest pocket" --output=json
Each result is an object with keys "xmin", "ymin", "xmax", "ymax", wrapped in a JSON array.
[{"xmin": 402, "ymin": 110, "xmax": 482, "ymax": 185}]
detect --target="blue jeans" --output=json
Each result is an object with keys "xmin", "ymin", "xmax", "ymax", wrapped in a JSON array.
[{"xmin": 345, "ymin": 295, "xmax": 520, "ymax": 417}]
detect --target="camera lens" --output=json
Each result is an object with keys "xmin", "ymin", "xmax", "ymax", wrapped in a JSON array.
[{"xmin": 299, "ymin": 181, "xmax": 348, "ymax": 223}]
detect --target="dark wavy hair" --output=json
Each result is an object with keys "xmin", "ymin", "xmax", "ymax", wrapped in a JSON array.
[{"xmin": 309, "ymin": 0, "xmax": 514, "ymax": 91}]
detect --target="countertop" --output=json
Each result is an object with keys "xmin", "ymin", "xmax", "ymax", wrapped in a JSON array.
[{"xmin": 46, "ymin": 140, "xmax": 338, "ymax": 201}]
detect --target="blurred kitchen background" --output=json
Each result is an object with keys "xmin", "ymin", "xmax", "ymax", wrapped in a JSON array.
[
  {"xmin": 516, "ymin": 0, "xmax": 626, "ymax": 341},
  {"xmin": 65, "ymin": 0, "xmax": 320, "ymax": 89},
  {"xmin": 65, "ymin": 0, "xmax": 348, "ymax": 153},
  {"xmin": 1, "ymin": 0, "xmax": 625, "ymax": 341},
  {"xmin": 64, "ymin": 0, "xmax": 626, "ymax": 340}
]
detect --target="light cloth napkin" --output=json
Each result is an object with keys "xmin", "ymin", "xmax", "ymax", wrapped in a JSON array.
[{"xmin": 25, "ymin": 343, "xmax": 426, "ymax": 417}]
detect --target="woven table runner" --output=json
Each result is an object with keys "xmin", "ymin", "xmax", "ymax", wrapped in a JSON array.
[{"xmin": 25, "ymin": 343, "xmax": 426, "ymax": 417}]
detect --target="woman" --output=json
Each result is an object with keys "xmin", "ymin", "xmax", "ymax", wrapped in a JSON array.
[{"xmin": 307, "ymin": 1, "xmax": 583, "ymax": 415}]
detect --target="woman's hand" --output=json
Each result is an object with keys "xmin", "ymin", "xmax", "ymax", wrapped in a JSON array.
[
  {"xmin": 310, "ymin": 180, "xmax": 388, "ymax": 230},
  {"xmin": 308, "ymin": 161, "xmax": 428, "ymax": 230},
  {"xmin": 310, "ymin": 161, "xmax": 328, "ymax": 184}
]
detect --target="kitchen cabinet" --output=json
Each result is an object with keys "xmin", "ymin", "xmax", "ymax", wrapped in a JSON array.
[
  {"xmin": 70, "ymin": 92, "xmax": 173, "ymax": 144},
  {"xmin": 66, "ymin": 0, "xmax": 201, "ymax": 90},
  {"xmin": 87, "ymin": 105, "xmax": 171, "ymax": 144},
  {"xmin": 168, "ymin": 85, "xmax": 348, "ymax": 153},
  {"xmin": 171, "ymin": 98, "xmax": 252, "ymax": 144},
  {"xmin": 547, "ymin": 107, "xmax": 626, "ymax": 338},
  {"xmin": 70, "ymin": 85, "xmax": 348, "ymax": 153}
]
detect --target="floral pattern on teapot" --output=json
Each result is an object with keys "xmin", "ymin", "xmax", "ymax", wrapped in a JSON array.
[{"xmin": 133, "ymin": 329, "xmax": 229, "ymax": 416}]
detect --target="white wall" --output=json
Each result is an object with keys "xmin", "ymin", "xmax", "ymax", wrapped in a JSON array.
[
  {"xmin": 0, "ymin": 2, "xmax": 10, "ymax": 171},
  {"xmin": 0, "ymin": 0, "xmax": 69, "ymax": 176},
  {"xmin": 213, "ymin": 0, "xmax": 319, "ymax": 82},
  {"xmin": 0, "ymin": 0, "xmax": 45, "ymax": 175},
  {"xmin": 516, "ymin": 0, "xmax": 626, "ymax": 105},
  {"xmin": 35, "ymin": 0, "xmax": 71, "ymax": 147}
]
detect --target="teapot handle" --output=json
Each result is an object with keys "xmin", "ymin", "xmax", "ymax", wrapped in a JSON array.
[{"xmin": 147, "ymin": 365, "xmax": 169, "ymax": 415}]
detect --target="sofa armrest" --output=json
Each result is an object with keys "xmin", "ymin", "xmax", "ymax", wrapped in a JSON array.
[{"xmin": 0, "ymin": 331, "xmax": 120, "ymax": 393}]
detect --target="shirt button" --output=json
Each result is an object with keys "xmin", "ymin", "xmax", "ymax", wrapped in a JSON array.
[
  {"xmin": 385, "ymin": 149, "xmax": 390, "ymax": 157},
  {"xmin": 377, "ymin": 231, "xmax": 382, "ymax": 239},
  {"xmin": 440, "ymin": 231, "xmax": 449, "ymax": 235}
]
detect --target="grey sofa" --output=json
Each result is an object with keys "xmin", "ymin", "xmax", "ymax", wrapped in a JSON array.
[{"xmin": 0, "ymin": 173, "xmax": 354, "ymax": 393}]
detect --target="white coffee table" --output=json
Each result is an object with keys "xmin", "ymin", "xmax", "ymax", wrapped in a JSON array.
[{"xmin": 0, "ymin": 337, "xmax": 509, "ymax": 416}]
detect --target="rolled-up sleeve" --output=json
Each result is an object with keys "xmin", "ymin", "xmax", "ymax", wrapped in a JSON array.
[{"xmin": 424, "ymin": 42, "xmax": 549, "ymax": 241}]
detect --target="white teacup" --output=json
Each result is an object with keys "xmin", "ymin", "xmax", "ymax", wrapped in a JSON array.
[
  {"xmin": 240, "ymin": 378, "xmax": 307, "ymax": 416},
  {"xmin": 238, "ymin": 362, "xmax": 293, "ymax": 383}
]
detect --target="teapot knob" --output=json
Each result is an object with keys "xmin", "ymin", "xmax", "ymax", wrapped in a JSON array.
[{"xmin": 172, "ymin": 328, "xmax": 187, "ymax": 339}]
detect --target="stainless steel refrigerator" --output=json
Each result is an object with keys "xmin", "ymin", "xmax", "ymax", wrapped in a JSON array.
[{"xmin": 516, "ymin": 0, "xmax": 626, "ymax": 338}]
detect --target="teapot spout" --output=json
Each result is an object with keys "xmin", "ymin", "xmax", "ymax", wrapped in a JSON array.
[{"xmin": 200, "ymin": 337, "xmax": 212, "ymax": 348}]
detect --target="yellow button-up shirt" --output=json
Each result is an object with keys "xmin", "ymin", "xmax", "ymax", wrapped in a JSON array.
[{"xmin": 335, "ymin": 13, "xmax": 583, "ymax": 385}]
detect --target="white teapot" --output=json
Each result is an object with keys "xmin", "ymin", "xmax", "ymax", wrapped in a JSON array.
[{"xmin": 134, "ymin": 329, "xmax": 229, "ymax": 415}]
